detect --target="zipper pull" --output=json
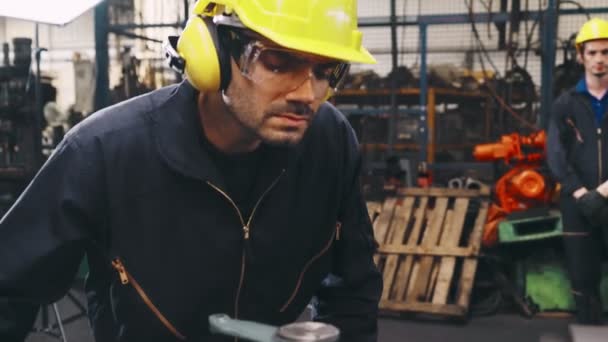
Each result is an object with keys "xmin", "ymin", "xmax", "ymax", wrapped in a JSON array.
[
  {"xmin": 243, "ymin": 225, "xmax": 250, "ymax": 240},
  {"xmin": 599, "ymin": 128, "xmax": 602, "ymax": 135},
  {"xmin": 335, "ymin": 222, "xmax": 342, "ymax": 241},
  {"xmin": 111, "ymin": 258, "xmax": 130, "ymax": 285}
]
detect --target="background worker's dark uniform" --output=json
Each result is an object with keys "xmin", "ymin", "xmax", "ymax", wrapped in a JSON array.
[{"xmin": 547, "ymin": 79, "xmax": 608, "ymax": 323}]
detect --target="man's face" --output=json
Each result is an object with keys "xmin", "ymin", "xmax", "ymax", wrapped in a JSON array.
[
  {"xmin": 222, "ymin": 33, "xmax": 344, "ymax": 146},
  {"xmin": 580, "ymin": 39, "xmax": 608, "ymax": 78}
]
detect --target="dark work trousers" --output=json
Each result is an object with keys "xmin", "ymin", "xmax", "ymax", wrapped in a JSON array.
[{"xmin": 560, "ymin": 195, "xmax": 607, "ymax": 324}]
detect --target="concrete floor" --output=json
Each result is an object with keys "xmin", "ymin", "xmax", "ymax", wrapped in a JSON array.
[
  {"xmin": 378, "ymin": 314, "xmax": 573, "ymax": 342},
  {"xmin": 24, "ymin": 289, "xmax": 581, "ymax": 342},
  {"xmin": 25, "ymin": 313, "xmax": 576, "ymax": 342}
]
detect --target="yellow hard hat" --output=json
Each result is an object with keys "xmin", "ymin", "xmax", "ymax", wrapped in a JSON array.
[
  {"xmin": 193, "ymin": 0, "xmax": 376, "ymax": 65},
  {"xmin": 575, "ymin": 17, "xmax": 608, "ymax": 51}
]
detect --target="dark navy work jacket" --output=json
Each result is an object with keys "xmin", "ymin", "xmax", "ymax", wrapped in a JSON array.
[{"xmin": 0, "ymin": 81, "xmax": 381, "ymax": 342}]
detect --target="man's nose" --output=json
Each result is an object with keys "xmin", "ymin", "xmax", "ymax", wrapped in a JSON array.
[{"xmin": 284, "ymin": 72, "xmax": 316, "ymax": 104}]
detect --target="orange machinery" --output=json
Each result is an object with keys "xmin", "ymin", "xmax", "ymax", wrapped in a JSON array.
[{"xmin": 473, "ymin": 131, "xmax": 555, "ymax": 246}]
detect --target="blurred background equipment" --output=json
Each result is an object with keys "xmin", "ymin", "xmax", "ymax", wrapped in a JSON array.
[
  {"xmin": 0, "ymin": 38, "xmax": 56, "ymax": 188},
  {"xmin": 41, "ymin": 102, "xmax": 70, "ymax": 156},
  {"xmin": 553, "ymin": 33, "xmax": 583, "ymax": 97},
  {"xmin": 1, "ymin": 2, "xmax": 108, "ymax": 342},
  {"xmin": 72, "ymin": 53, "xmax": 96, "ymax": 116},
  {"xmin": 109, "ymin": 46, "xmax": 153, "ymax": 103}
]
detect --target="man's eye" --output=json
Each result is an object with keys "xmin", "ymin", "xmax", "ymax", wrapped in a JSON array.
[
  {"xmin": 313, "ymin": 64, "xmax": 338, "ymax": 80},
  {"xmin": 259, "ymin": 50, "xmax": 306, "ymax": 73}
]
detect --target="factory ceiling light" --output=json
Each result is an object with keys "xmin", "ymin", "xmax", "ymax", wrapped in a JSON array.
[{"xmin": 0, "ymin": 0, "xmax": 104, "ymax": 25}]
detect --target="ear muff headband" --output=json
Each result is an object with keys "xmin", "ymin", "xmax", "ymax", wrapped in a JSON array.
[{"xmin": 177, "ymin": 16, "xmax": 231, "ymax": 91}]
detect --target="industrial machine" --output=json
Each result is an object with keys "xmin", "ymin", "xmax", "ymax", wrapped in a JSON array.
[
  {"xmin": 0, "ymin": 38, "xmax": 57, "ymax": 175},
  {"xmin": 0, "ymin": 39, "xmax": 42, "ymax": 215},
  {"xmin": 473, "ymin": 131, "xmax": 556, "ymax": 246}
]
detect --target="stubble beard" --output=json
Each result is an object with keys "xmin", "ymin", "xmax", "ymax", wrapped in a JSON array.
[
  {"xmin": 223, "ymin": 90, "xmax": 306, "ymax": 147},
  {"xmin": 592, "ymin": 70, "xmax": 608, "ymax": 78}
]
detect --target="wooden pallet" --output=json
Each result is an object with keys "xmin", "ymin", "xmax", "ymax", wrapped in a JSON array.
[{"xmin": 369, "ymin": 187, "xmax": 490, "ymax": 318}]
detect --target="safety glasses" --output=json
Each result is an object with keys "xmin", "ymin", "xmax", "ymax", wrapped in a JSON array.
[{"xmin": 227, "ymin": 30, "xmax": 350, "ymax": 98}]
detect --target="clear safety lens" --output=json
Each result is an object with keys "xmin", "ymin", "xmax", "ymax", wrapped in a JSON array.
[{"xmin": 236, "ymin": 39, "xmax": 349, "ymax": 97}]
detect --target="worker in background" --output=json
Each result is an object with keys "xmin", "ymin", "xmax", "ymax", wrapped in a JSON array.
[
  {"xmin": 0, "ymin": 1, "xmax": 382, "ymax": 341},
  {"xmin": 547, "ymin": 17, "xmax": 608, "ymax": 325}
]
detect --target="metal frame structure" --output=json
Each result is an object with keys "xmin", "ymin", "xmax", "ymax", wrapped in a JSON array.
[
  {"xmin": 94, "ymin": 0, "xmax": 188, "ymax": 110},
  {"xmin": 94, "ymin": 1, "xmax": 110, "ymax": 111},
  {"xmin": 359, "ymin": 2, "xmax": 608, "ymax": 164}
]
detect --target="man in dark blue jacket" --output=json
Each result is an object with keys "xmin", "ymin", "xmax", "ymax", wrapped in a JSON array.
[
  {"xmin": 0, "ymin": 1, "xmax": 382, "ymax": 341},
  {"xmin": 547, "ymin": 17, "xmax": 608, "ymax": 325}
]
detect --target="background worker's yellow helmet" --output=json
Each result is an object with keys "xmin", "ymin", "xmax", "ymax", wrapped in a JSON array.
[
  {"xmin": 167, "ymin": 0, "xmax": 376, "ymax": 91},
  {"xmin": 575, "ymin": 17, "xmax": 608, "ymax": 52}
]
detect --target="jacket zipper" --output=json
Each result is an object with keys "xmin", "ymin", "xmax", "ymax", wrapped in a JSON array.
[
  {"xmin": 206, "ymin": 170, "xmax": 285, "ymax": 321},
  {"xmin": 279, "ymin": 224, "xmax": 338, "ymax": 312},
  {"xmin": 111, "ymin": 258, "xmax": 186, "ymax": 340},
  {"xmin": 598, "ymin": 128, "xmax": 603, "ymax": 184}
]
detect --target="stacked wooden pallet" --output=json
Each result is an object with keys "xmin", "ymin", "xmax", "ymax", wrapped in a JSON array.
[{"xmin": 368, "ymin": 187, "xmax": 490, "ymax": 318}]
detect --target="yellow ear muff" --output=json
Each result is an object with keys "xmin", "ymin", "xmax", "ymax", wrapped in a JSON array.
[{"xmin": 177, "ymin": 16, "xmax": 227, "ymax": 91}]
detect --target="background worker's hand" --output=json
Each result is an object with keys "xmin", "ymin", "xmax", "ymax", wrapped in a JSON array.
[
  {"xmin": 576, "ymin": 189, "xmax": 608, "ymax": 225},
  {"xmin": 573, "ymin": 187, "xmax": 588, "ymax": 199},
  {"xmin": 597, "ymin": 180, "xmax": 608, "ymax": 197}
]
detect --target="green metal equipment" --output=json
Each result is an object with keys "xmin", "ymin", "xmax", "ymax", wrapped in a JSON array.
[
  {"xmin": 498, "ymin": 210, "xmax": 608, "ymax": 312},
  {"xmin": 498, "ymin": 210, "xmax": 562, "ymax": 243},
  {"xmin": 523, "ymin": 258, "xmax": 608, "ymax": 312}
]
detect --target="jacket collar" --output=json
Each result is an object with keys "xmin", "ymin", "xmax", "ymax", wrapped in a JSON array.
[
  {"xmin": 149, "ymin": 81, "xmax": 303, "ymax": 187},
  {"xmin": 575, "ymin": 78, "xmax": 587, "ymax": 94}
]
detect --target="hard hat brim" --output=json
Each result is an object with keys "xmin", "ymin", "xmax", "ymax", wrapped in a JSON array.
[{"xmin": 253, "ymin": 29, "xmax": 377, "ymax": 65}]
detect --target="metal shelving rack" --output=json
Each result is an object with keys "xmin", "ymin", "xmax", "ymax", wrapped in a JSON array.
[{"xmin": 332, "ymin": 87, "xmax": 493, "ymax": 164}]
